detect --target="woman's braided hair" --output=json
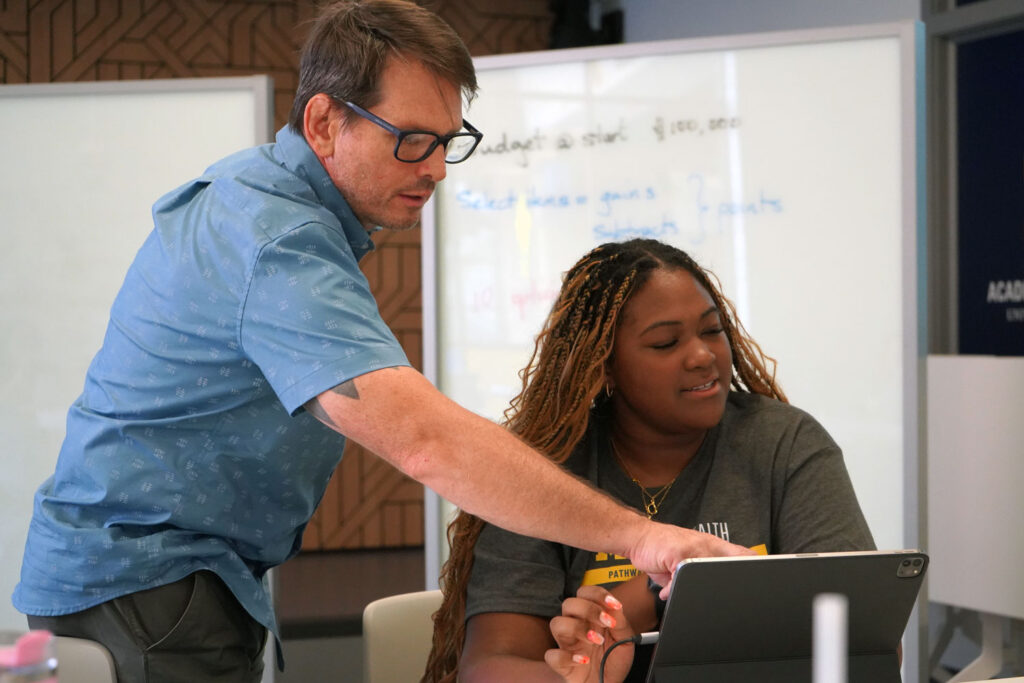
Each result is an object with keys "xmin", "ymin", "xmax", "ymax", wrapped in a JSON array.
[{"xmin": 422, "ymin": 238, "xmax": 786, "ymax": 681}]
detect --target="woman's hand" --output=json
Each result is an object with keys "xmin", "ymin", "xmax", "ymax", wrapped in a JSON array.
[{"xmin": 544, "ymin": 585, "xmax": 637, "ymax": 683}]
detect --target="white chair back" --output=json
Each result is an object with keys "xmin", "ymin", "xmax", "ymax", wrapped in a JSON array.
[
  {"xmin": 362, "ymin": 589, "xmax": 442, "ymax": 683},
  {"xmin": 55, "ymin": 636, "xmax": 117, "ymax": 683}
]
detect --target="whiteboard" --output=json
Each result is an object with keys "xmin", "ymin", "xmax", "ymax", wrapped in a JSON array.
[
  {"xmin": 0, "ymin": 77, "xmax": 272, "ymax": 631},
  {"xmin": 927, "ymin": 355, "xmax": 1024, "ymax": 621},
  {"xmin": 423, "ymin": 23, "xmax": 924, "ymax": 558}
]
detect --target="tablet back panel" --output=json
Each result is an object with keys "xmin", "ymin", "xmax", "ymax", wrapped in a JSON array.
[{"xmin": 647, "ymin": 550, "xmax": 928, "ymax": 683}]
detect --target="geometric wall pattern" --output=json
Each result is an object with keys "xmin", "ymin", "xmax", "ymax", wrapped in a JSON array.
[{"xmin": 0, "ymin": 0, "xmax": 553, "ymax": 550}]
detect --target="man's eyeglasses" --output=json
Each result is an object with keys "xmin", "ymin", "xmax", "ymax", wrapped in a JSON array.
[{"xmin": 343, "ymin": 101, "xmax": 483, "ymax": 164}]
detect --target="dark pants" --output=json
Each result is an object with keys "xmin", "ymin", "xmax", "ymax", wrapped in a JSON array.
[{"xmin": 27, "ymin": 571, "xmax": 267, "ymax": 683}]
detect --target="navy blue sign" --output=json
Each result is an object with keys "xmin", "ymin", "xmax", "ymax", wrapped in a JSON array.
[{"xmin": 957, "ymin": 28, "xmax": 1024, "ymax": 355}]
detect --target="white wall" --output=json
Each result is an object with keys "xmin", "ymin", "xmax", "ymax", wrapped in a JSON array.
[{"xmin": 621, "ymin": 0, "xmax": 920, "ymax": 43}]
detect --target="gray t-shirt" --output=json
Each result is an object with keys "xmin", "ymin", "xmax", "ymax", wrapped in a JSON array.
[{"xmin": 465, "ymin": 392, "xmax": 874, "ymax": 673}]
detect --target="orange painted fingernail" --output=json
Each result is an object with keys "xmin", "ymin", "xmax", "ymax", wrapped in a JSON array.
[
  {"xmin": 599, "ymin": 611, "xmax": 616, "ymax": 628},
  {"xmin": 587, "ymin": 629, "xmax": 605, "ymax": 645},
  {"xmin": 573, "ymin": 654, "xmax": 590, "ymax": 664},
  {"xmin": 604, "ymin": 595, "xmax": 623, "ymax": 610}
]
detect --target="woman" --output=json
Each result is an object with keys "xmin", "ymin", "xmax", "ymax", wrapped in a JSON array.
[{"xmin": 424, "ymin": 238, "xmax": 874, "ymax": 682}]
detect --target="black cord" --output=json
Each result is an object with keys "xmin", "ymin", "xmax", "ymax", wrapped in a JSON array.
[{"xmin": 598, "ymin": 632, "xmax": 659, "ymax": 683}]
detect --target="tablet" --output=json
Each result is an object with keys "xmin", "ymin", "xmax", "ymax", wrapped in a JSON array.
[{"xmin": 646, "ymin": 550, "xmax": 929, "ymax": 683}]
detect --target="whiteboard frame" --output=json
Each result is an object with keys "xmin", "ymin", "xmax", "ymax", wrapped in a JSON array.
[
  {"xmin": 0, "ymin": 75, "xmax": 273, "ymax": 133},
  {"xmin": 422, "ymin": 20, "xmax": 925, "ymax": 680}
]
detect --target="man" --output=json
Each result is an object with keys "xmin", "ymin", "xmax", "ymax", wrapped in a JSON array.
[{"xmin": 14, "ymin": 2, "xmax": 749, "ymax": 681}]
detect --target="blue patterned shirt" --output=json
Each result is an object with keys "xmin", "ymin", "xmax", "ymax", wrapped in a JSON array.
[{"xmin": 13, "ymin": 126, "xmax": 410, "ymax": 648}]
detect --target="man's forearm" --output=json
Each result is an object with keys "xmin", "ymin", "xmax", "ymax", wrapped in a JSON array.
[
  {"xmin": 306, "ymin": 368, "xmax": 647, "ymax": 558},
  {"xmin": 411, "ymin": 409, "xmax": 649, "ymax": 558}
]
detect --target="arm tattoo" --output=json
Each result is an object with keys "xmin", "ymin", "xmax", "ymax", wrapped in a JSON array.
[
  {"xmin": 331, "ymin": 379, "xmax": 360, "ymax": 400},
  {"xmin": 305, "ymin": 397, "xmax": 340, "ymax": 430},
  {"xmin": 304, "ymin": 380, "xmax": 359, "ymax": 431}
]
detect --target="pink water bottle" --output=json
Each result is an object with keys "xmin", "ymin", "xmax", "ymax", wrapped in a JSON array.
[{"xmin": 0, "ymin": 630, "xmax": 57, "ymax": 683}]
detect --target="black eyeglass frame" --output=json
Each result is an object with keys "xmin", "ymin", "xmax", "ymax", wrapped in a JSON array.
[{"xmin": 342, "ymin": 100, "xmax": 483, "ymax": 164}]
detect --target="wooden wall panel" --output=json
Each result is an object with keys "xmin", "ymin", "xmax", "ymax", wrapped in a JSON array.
[{"xmin": 0, "ymin": 0, "xmax": 552, "ymax": 551}]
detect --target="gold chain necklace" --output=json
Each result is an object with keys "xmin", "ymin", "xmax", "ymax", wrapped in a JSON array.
[{"xmin": 610, "ymin": 440, "xmax": 681, "ymax": 519}]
